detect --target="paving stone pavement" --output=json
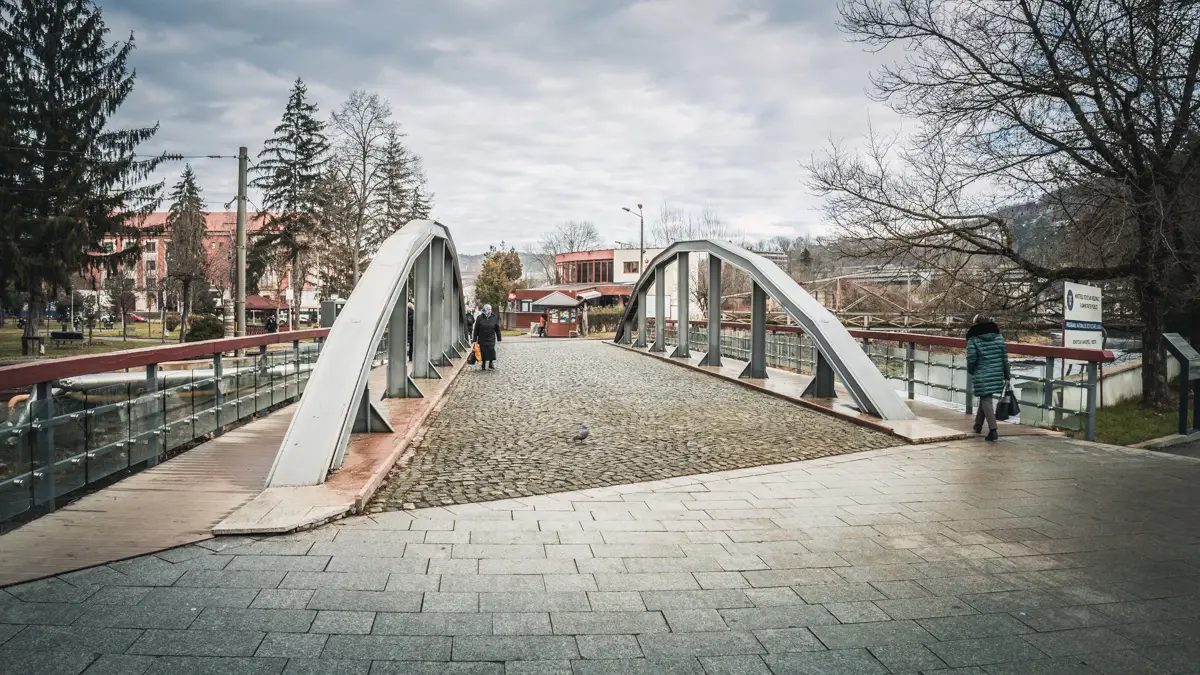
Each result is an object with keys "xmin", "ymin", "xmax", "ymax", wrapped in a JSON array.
[
  {"xmin": 371, "ymin": 339, "xmax": 897, "ymax": 510},
  {"xmin": 3, "ymin": 433, "xmax": 1200, "ymax": 674}
]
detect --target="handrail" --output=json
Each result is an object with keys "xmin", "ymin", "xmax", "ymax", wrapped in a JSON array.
[
  {"xmin": 266, "ymin": 219, "xmax": 468, "ymax": 488},
  {"xmin": 0, "ymin": 329, "xmax": 330, "ymax": 391},
  {"xmin": 657, "ymin": 320, "xmax": 1115, "ymax": 363},
  {"xmin": 616, "ymin": 240, "xmax": 917, "ymax": 421}
]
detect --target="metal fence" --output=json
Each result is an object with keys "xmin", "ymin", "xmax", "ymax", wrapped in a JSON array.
[
  {"xmin": 0, "ymin": 330, "xmax": 329, "ymax": 523},
  {"xmin": 654, "ymin": 320, "xmax": 1110, "ymax": 439}
]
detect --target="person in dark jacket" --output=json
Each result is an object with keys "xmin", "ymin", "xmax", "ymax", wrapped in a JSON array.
[
  {"xmin": 406, "ymin": 301, "xmax": 414, "ymax": 359},
  {"xmin": 265, "ymin": 315, "xmax": 277, "ymax": 333},
  {"xmin": 472, "ymin": 303, "xmax": 502, "ymax": 369},
  {"xmin": 966, "ymin": 314, "xmax": 1011, "ymax": 442},
  {"xmin": 464, "ymin": 307, "xmax": 475, "ymax": 338}
]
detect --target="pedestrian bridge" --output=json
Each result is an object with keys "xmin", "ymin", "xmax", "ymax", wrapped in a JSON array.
[{"xmin": 0, "ymin": 221, "xmax": 1114, "ymax": 587}]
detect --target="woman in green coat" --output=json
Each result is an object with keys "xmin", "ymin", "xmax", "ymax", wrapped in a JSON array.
[{"xmin": 966, "ymin": 314, "xmax": 1011, "ymax": 442}]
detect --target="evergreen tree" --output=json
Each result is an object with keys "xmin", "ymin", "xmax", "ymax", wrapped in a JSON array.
[
  {"xmin": 251, "ymin": 78, "xmax": 329, "ymax": 328},
  {"xmin": 0, "ymin": 0, "xmax": 162, "ymax": 353},
  {"xmin": 165, "ymin": 166, "xmax": 209, "ymax": 342},
  {"xmin": 474, "ymin": 244, "xmax": 524, "ymax": 319},
  {"xmin": 372, "ymin": 128, "xmax": 434, "ymax": 248}
]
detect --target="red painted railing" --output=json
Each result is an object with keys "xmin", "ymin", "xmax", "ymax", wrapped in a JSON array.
[
  {"xmin": 658, "ymin": 319, "xmax": 1115, "ymax": 363},
  {"xmin": 0, "ymin": 329, "xmax": 330, "ymax": 391}
]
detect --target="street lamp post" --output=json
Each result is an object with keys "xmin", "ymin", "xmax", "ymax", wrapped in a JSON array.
[{"xmin": 621, "ymin": 204, "xmax": 644, "ymax": 276}]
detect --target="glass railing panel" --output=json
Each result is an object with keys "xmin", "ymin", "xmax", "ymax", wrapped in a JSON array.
[
  {"xmin": 84, "ymin": 384, "xmax": 132, "ymax": 482},
  {"xmin": 0, "ymin": 420, "xmax": 32, "ymax": 521},
  {"xmin": 34, "ymin": 395, "xmax": 88, "ymax": 500},
  {"xmin": 163, "ymin": 371, "xmax": 197, "ymax": 452},
  {"xmin": 127, "ymin": 388, "xmax": 165, "ymax": 465}
]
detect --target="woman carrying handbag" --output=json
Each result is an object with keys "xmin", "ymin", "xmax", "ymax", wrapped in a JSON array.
[{"xmin": 966, "ymin": 314, "xmax": 1011, "ymax": 442}]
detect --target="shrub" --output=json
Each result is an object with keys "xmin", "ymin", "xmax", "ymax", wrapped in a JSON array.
[{"xmin": 184, "ymin": 314, "xmax": 225, "ymax": 342}]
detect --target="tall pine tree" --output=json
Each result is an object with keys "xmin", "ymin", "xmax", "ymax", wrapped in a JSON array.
[
  {"xmin": 0, "ymin": 0, "xmax": 162, "ymax": 353},
  {"xmin": 251, "ymin": 78, "xmax": 329, "ymax": 328},
  {"xmin": 165, "ymin": 166, "xmax": 208, "ymax": 342},
  {"xmin": 371, "ymin": 128, "xmax": 434, "ymax": 249}
]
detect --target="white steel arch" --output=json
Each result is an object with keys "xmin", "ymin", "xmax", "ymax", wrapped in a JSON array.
[
  {"xmin": 267, "ymin": 220, "xmax": 469, "ymax": 488},
  {"xmin": 615, "ymin": 240, "xmax": 916, "ymax": 421}
]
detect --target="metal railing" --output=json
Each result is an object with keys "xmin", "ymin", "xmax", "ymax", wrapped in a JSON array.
[
  {"xmin": 0, "ymin": 329, "xmax": 329, "ymax": 523},
  {"xmin": 651, "ymin": 319, "xmax": 1114, "ymax": 440}
]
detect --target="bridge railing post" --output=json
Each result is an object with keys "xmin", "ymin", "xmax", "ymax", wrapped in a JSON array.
[
  {"xmin": 906, "ymin": 342, "xmax": 916, "ymax": 400},
  {"xmin": 213, "ymin": 352, "xmax": 224, "ymax": 436}
]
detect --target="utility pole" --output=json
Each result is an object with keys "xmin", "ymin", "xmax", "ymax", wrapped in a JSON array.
[
  {"xmin": 637, "ymin": 203, "xmax": 644, "ymax": 276},
  {"xmin": 235, "ymin": 146, "xmax": 248, "ymax": 337}
]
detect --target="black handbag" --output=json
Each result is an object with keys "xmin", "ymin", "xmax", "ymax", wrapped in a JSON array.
[
  {"xmin": 995, "ymin": 383, "xmax": 1020, "ymax": 421},
  {"xmin": 466, "ymin": 347, "xmax": 478, "ymax": 365}
]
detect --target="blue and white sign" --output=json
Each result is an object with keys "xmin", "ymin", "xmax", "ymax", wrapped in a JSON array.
[{"xmin": 1063, "ymin": 282, "xmax": 1102, "ymax": 358}]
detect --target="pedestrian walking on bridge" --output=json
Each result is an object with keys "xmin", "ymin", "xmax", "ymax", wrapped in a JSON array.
[
  {"xmin": 473, "ymin": 303, "xmax": 502, "ymax": 370},
  {"xmin": 966, "ymin": 314, "xmax": 1011, "ymax": 442}
]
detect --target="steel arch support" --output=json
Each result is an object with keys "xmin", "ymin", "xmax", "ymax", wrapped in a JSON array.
[
  {"xmin": 651, "ymin": 266, "xmax": 666, "ymax": 353},
  {"xmin": 739, "ymin": 282, "xmax": 767, "ymax": 379},
  {"xmin": 267, "ymin": 220, "xmax": 470, "ymax": 488},
  {"xmin": 670, "ymin": 253, "xmax": 690, "ymax": 359},
  {"xmin": 698, "ymin": 254, "xmax": 722, "ymax": 367},
  {"xmin": 613, "ymin": 239, "xmax": 915, "ymax": 421}
]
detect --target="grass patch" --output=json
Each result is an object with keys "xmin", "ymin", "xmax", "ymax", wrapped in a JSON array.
[
  {"xmin": 500, "ymin": 329, "xmax": 525, "ymax": 337},
  {"xmin": 0, "ymin": 328, "xmax": 147, "ymax": 361},
  {"xmin": 1081, "ymin": 389, "xmax": 1195, "ymax": 446}
]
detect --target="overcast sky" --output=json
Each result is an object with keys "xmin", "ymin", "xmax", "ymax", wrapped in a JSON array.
[{"xmin": 103, "ymin": 0, "xmax": 902, "ymax": 253}]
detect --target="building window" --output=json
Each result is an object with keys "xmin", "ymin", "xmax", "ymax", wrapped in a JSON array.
[
  {"xmin": 521, "ymin": 300, "xmax": 531, "ymax": 312},
  {"xmin": 145, "ymin": 260, "xmax": 156, "ymax": 272},
  {"xmin": 144, "ymin": 241, "xmax": 156, "ymax": 253},
  {"xmin": 623, "ymin": 261, "xmax": 638, "ymax": 274}
]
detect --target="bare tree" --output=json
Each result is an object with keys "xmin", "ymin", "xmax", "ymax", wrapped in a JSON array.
[
  {"xmin": 330, "ymin": 91, "xmax": 395, "ymax": 283},
  {"xmin": 531, "ymin": 221, "xmax": 603, "ymax": 284},
  {"xmin": 808, "ymin": 0, "xmax": 1200, "ymax": 407},
  {"xmin": 650, "ymin": 204, "xmax": 731, "ymax": 246}
]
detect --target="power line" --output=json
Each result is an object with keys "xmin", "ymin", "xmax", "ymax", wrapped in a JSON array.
[{"xmin": 0, "ymin": 144, "xmax": 239, "ymax": 160}]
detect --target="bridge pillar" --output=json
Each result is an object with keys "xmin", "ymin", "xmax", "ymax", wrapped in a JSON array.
[
  {"xmin": 429, "ymin": 239, "xmax": 452, "ymax": 367},
  {"xmin": 651, "ymin": 265, "xmax": 666, "ymax": 353},
  {"xmin": 739, "ymin": 282, "xmax": 768, "ymax": 379},
  {"xmin": 670, "ymin": 253, "xmax": 690, "ymax": 358},
  {"xmin": 443, "ymin": 254, "xmax": 461, "ymax": 359},
  {"xmin": 387, "ymin": 282, "xmax": 422, "ymax": 398},
  {"xmin": 699, "ymin": 254, "xmax": 722, "ymax": 367},
  {"xmin": 801, "ymin": 351, "xmax": 836, "ymax": 398},
  {"xmin": 412, "ymin": 245, "xmax": 439, "ymax": 379},
  {"xmin": 634, "ymin": 285, "xmax": 648, "ymax": 348}
]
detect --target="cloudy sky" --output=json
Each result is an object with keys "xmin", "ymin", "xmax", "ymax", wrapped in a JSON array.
[{"xmin": 103, "ymin": 0, "xmax": 902, "ymax": 253}]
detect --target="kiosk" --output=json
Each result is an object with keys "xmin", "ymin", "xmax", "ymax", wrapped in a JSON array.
[{"xmin": 531, "ymin": 291, "xmax": 581, "ymax": 338}]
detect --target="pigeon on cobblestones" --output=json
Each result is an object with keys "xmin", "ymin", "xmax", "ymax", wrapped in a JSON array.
[{"xmin": 574, "ymin": 423, "xmax": 590, "ymax": 443}]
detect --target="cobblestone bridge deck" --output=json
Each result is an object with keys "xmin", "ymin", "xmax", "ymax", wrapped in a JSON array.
[{"xmin": 371, "ymin": 339, "xmax": 897, "ymax": 510}]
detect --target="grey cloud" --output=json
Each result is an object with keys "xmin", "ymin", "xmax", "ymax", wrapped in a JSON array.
[{"xmin": 101, "ymin": 0, "xmax": 900, "ymax": 252}]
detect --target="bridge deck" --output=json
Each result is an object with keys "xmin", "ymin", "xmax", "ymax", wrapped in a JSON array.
[{"xmin": 0, "ymin": 408, "xmax": 291, "ymax": 586}]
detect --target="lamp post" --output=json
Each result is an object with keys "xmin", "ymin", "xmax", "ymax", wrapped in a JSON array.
[{"xmin": 621, "ymin": 204, "xmax": 644, "ymax": 276}]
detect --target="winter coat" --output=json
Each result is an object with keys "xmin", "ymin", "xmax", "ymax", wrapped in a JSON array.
[
  {"xmin": 464, "ymin": 311, "xmax": 475, "ymax": 335},
  {"xmin": 407, "ymin": 306, "xmax": 414, "ymax": 344},
  {"xmin": 473, "ymin": 312, "xmax": 502, "ymax": 347},
  {"xmin": 966, "ymin": 321, "xmax": 1011, "ymax": 397}
]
